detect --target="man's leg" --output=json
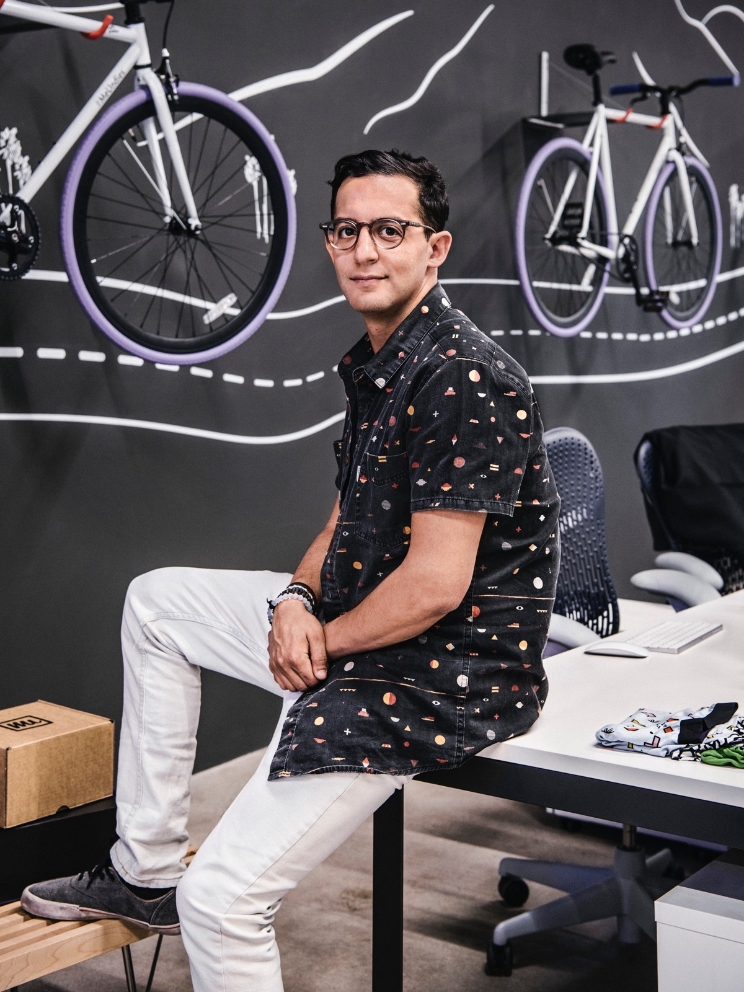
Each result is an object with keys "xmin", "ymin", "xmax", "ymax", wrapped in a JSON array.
[
  {"xmin": 111, "ymin": 565, "xmax": 292, "ymax": 888},
  {"xmin": 177, "ymin": 703, "xmax": 409, "ymax": 992},
  {"xmin": 22, "ymin": 565, "xmax": 293, "ymax": 929}
]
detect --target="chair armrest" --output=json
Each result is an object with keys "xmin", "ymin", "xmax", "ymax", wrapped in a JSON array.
[
  {"xmin": 654, "ymin": 551, "xmax": 724, "ymax": 590},
  {"xmin": 548, "ymin": 613, "xmax": 598, "ymax": 648},
  {"xmin": 630, "ymin": 569, "xmax": 722, "ymax": 607}
]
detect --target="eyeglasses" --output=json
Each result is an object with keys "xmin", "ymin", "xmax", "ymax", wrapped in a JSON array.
[{"xmin": 319, "ymin": 217, "xmax": 435, "ymax": 251}]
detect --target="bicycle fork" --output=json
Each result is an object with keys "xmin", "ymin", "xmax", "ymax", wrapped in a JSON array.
[{"xmin": 135, "ymin": 67, "xmax": 201, "ymax": 232}]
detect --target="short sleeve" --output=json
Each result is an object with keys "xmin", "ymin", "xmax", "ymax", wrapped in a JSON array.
[{"xmin": 407, "ymin": 358, "xmax": 533, "ymax": 516}]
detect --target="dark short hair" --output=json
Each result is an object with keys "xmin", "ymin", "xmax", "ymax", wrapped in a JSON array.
[{"xmin": 328, "ymin": 149, "xmax": 449, "ymax": 233}]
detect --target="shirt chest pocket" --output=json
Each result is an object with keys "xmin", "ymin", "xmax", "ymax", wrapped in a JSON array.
[{"xmin": 355, "ymin": 452, "xmax": 411, "ymax": 549}]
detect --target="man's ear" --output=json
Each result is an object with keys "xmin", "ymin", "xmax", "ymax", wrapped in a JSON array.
[{"xmin": 428, "ymin": 230, "xmax": 453, "ymax": 270}]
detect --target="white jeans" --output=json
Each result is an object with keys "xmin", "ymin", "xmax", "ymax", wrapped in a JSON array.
[{"xmin": 110, "ymin": 567, "xmax": 409, "ymax": 992}]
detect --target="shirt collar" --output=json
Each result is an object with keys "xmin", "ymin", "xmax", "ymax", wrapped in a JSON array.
[{"xmin": 337, "ymin": 283, "xmax": 451, "ymax": 389}]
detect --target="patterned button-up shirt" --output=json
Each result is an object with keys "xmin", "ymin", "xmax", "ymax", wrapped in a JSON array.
[{"xmin": 269, "ymin": 283, "xmax": 560, "ymax": 780}]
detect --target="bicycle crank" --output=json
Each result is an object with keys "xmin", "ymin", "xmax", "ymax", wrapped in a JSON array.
[
  {"xmin": 0, "ymin": 195, "xmax": 40, "ymax": 280},
  {"xmin": 617, "ymin": 234, "xmax": 669, "ymax": 313}
]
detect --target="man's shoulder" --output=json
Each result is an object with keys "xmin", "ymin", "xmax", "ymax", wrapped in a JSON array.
[{"xmin": 425, "ymin": 308, "xmax": 531, "ymax": 393}]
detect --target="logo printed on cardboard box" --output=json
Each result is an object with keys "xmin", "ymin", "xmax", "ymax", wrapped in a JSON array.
[{"xmin": 0, "ymin": 715, "xmax": 53, "ymax": 732}]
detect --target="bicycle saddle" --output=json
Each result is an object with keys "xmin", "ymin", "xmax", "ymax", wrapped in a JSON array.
[{"xmin": 564, "ymin": 44, "xmax": 616, "ymax": 75}]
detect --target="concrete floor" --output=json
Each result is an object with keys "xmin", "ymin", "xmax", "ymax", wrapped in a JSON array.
[{"xmin": 24, "ymin": 748, "xmax": 715, "ymax": 992}]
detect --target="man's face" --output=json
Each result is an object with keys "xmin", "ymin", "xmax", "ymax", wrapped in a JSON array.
[{"xmin": 325, "ymin": 174, "xmax": 447, "ymax": 318}]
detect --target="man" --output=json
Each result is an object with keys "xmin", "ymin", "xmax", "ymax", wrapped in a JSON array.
[{"xmin": 23, "ymin": 149, "xmax": 560, "ymax": 991}]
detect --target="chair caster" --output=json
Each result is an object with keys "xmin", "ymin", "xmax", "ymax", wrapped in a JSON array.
[
  {"xmin": 485, "ymin": 940, "xmax": 513, "ymax": 977},
  {"xmin": 498, "ymin": 873, "xmax": 530, "ymax": 908}
]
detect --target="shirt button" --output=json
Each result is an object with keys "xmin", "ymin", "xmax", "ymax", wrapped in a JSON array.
[{"xmin": 375, "ymin": 377, "xmax": 386, "ymax": 388}]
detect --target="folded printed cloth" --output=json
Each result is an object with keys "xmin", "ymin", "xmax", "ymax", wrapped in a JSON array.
[{"xmin": 596, "ymin": 702, "xmax": 743, "ymax": 760}]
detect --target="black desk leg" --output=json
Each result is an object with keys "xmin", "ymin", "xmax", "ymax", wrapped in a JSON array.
[{"xmin": 372, "ymin": 787, "xmax": 404, "ymax": 992}]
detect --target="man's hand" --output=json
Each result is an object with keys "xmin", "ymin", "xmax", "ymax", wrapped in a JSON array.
[{"xmin": 268, "ymin": 599, "xmax": 327, "ymax": 691}]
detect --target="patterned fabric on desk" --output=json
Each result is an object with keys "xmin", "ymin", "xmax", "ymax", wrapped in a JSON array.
[{"xmin": 596, "ymin": 702, "xmax": 744, "ymax": 761}]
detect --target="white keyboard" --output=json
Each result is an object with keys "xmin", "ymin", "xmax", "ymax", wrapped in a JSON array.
[{"xmin": 628, "ymin": 619, "xmax": 723, "ymax": 654}]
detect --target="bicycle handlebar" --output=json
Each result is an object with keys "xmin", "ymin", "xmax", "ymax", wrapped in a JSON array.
[{"xmin": 609, "ymin": 74, "xmax": 739, "ymax": 98}]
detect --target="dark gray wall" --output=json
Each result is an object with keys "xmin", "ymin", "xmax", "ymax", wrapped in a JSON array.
[{"xmin": 2, "ymin": 0, "xmax": 744, "ymax": 769}]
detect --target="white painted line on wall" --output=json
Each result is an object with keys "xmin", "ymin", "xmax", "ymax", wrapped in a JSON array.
[
  {"xmin": 78, "ymin": 350, "xmax": 106, "ymax": 362},
  {"xmin": 118, "ymin": 354, "xmax": 144, "ymax": 366},
  {"xmin": 283, "ymin": 378, "xmax": 303, "ymax": 387},
  {"xmin": 0, "ymin": 411, "xmax": 347, "ymax": 445},
  {"xmin": 442, "ymin": 278, "xmax": 519, "ymax": 287},
  {"xmin": 306, "ymin": 371, "xmax": 325, "ymax": 382},
  {"xmin": 266, "ymin": 296, "xmax": 346, "ymax": 320},
  {"xmin": 155, "ymin": 363, "xmax": 179, "ymax": 372},
  {"xmin": 37, "ymin": 348, "xmax": 65, "ymax": 359},
  {"xmin": 253, "ymin": 378, "xmax": 274, "ymax": 387},
  {"xmin": 229, "ymin": 11, "xmax": 415, "ymax": 105},
  {"xmin": 190, "ymin": 367, "xmax": 213, "ymax": 378},
  {"xmin": 223, "ymin": 373, "xmax": 245, "ymax": 384},
  {"xmin": 167, "ymin": 11, "xmax": 416, "ymax": 136},
  {"xmin": 0, "ymin": 347, "xmax": 23, "ymax": 358},
  {"xmin": 363, "ymin": 5, "xmax": 494, "ymax": 133},
  {"xmin": 530, "ymin": 337, "xmax": 744, "ymax": 384}
]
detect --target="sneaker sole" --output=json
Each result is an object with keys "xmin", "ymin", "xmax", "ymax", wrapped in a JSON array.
[{"xmin": 20, "ymin": 888, "xmax": 181, "ymax": 935}]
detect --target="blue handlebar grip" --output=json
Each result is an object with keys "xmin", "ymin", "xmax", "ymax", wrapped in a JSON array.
[
  {"xmin": 609, "ymin": 83, "xmax": 643, "ymax": 95},
  {"xmin": 707, "ymin": 74, "xmax": 740, "ymax": 86}
]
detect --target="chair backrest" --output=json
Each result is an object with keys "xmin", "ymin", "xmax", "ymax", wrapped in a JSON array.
[
  {"xmin": 634, "ymin": 427, "xmax": 744, "ymax": 595},
  {"xmin": 544, "ymin": 427, "xmax": 619, "ymax": 638}
]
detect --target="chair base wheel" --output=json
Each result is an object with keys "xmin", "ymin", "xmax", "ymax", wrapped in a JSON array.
[
  {"xmin": 485, "ymin": 940, "xmax": 513, "ymax": 977},
  {"xmin": 498, "ymin": 874, "xmax": 530, "ymax": 908}
]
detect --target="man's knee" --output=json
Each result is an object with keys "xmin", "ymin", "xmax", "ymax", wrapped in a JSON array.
[
  {"xmin": 177, "ymin": 858, "xmax": 277, "ymax": 937},
  {"xmin": 125, "ymin": 567, "xmax": 189, "ymax": 620}
]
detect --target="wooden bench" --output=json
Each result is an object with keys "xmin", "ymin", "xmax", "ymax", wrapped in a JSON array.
[{"xmin": 0, "ymin": 849, "xmax": 195, "ymax": 992}]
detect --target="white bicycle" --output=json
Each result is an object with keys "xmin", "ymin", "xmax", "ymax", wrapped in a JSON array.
[
  {"xmin": 515, "ymin": 42, "xmax": 738, "ymax": 336},
  {"xmin": 0, "ymin": 0, "xmax": 296, "ymax": 363}
]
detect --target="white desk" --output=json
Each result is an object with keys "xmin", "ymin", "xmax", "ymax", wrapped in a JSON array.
[
  {"xmin": 375, "ymin": 592, "xmax": 744, "ymax": 992},
  {"xmin": 485, "ymin": 591, "xmax": 744, "ymax": 811}
]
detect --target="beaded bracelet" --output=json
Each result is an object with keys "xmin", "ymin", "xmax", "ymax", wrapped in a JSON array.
[{"xmin": 266, "ymin": 582, "xmax": 319, "ymax": 626}]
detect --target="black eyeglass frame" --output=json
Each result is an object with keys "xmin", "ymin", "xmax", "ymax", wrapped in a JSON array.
[{"xmin": 319, "ymin": 217, "xmax": 436, "ymax": 250}]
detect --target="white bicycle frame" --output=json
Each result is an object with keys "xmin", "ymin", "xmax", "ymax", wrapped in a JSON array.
[
  {"xmin": 0, "ymin": 0, "xmax": 200, "ymax": 230},
  {"xmin": 551, "ymin": 100, "xmax": 707, "ymax": 269}
]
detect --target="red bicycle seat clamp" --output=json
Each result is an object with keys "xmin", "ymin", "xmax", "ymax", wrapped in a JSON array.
[{"xmin": 82, "ymin": 14, "xmax": 114, "ymax": 40}]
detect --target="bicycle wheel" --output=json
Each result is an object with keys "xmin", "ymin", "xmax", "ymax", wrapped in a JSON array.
[
  {"xmin": 515, "ymin": 137, "xmax": 610, "ymax": 337},
  {"xmin": 61, "ymin": 82, "xmax": 295, "ymax": 364},
  {"xmin": 644, "ymin": 156, "xmax": 721, "ymax": 330}
]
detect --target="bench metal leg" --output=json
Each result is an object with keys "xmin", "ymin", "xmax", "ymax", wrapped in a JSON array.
[
  {"xmin": 121, "ymin": 934, "xmax": 163, "ymax": 992},
  {"xmin": 372, "ymin": 788, "xmax": 404, "ymax": 992},
  {"xmin": 122, "ymin": 945, "xmax": 138, "ymax": 992}
]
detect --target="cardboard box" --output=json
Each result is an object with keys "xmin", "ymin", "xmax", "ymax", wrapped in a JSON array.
[{"xmin": 0, "ymin": 701, "xmax": 114, "ymax": 828}]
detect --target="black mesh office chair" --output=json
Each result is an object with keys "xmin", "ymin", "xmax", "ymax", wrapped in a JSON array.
[
  {"xmin": 634, "ymin": 426, "xmax": 744, "ymax": 597},
  {"xmin": 545, "ymin": 427, "xmax": 619, "ymax": 645},
  {"xmin": 486, "ymin": 428, "xmax": 677, "ymax": 977}
]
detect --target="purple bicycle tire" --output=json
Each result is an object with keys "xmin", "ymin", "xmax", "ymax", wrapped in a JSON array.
[
  {"xmin": 515, "ymin": 136, "xmax": 610, "ymax": 337},
  {"xmin": 643, "ymin": 156, "xmax": 721, "ymax": 331},
  {"xmin": 60, "ymin": 82, "xmax": 296, "ymax": 365}
]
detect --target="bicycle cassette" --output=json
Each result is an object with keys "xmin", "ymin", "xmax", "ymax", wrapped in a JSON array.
[{"xmin": 0, "ymin": 194, "xmax": 40, "ymax": 280}]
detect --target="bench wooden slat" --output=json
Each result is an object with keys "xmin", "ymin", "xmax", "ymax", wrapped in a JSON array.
[
  {"xmin": 0, "ymin": 914, "xmax": 150, "ymax": 989},
  {"xmin": 0, "ymin": 847, "xmax": 196, "ymax": 990}
]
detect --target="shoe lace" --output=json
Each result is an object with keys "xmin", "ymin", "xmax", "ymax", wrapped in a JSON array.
[{"xmin": 77, "ymin": 855, "xmax": 118, "ymax": 888}]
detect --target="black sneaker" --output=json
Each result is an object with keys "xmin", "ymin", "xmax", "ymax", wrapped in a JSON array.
[{"xmin": 21, "ymin": 859, "xmax": 180, "ymax": 935}]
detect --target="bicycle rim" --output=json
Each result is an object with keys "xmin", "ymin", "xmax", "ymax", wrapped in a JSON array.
[
  {"xmin": 516, "ymin": 139, "xmax": 609, "ymax": 336},
  {"xmin": 65, "ymin": 85, "xmax": 293, "ymax": 359},
  {"xmin": 644, "ymin": 157, "xmax": 721, "ymax": 329}
]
